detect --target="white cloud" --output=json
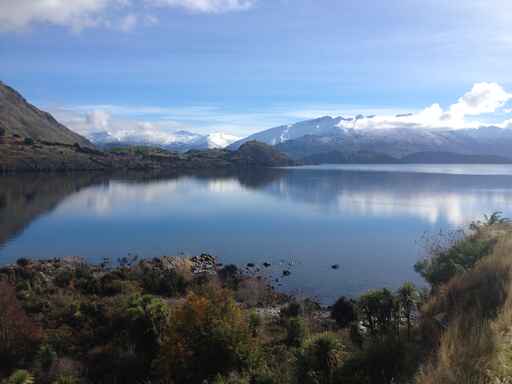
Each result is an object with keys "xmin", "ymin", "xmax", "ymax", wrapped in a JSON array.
[
  {"xmin": 146, "ymin": 0, "xmax": 254, "ymax": 13},
  {"xmin": 86, "ymin": 110, "xmax": 112, "ymax": 130},
  {"xmin": 0, "ymin": 0, "xmax": 254, "ymax": 32},
  {"xmin": 0, "ymin": 0, "xmax": 120, "ymax": 32},
  {"xmin": 337, "ymin": 82, "xmax": 512, "ymax": 131}
]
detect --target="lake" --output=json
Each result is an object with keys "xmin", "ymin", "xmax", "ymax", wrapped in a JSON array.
[{"xmin": 2, "ymin": 164, "xmax": 512, "ymax": 303}]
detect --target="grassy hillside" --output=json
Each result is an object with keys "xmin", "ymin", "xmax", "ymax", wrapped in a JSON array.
[{"xmin": 416, "ymin": 218, "xmax": 512, "ymax": 384}]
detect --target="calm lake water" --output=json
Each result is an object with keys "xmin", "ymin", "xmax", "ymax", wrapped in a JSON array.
[{"xmin": 2, "ymin": 164, "xmax": 512, "ymax": 303}]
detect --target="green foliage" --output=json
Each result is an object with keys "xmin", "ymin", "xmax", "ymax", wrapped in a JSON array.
[
  {"xmin": 249, "ymin": 310, "xmax": 263, "ymax": 337},
  {"xmin": 280, "ymin": 302, "xmax": 304, "ymax": 319},
  {"xmin": 330, "ymin": 297, "xmax": 356, "ymax": 328},
  {"xmin": 358, "ymin": 289, "xmax": 398, "ymax": 337},
  {"xmin": 296, "ymin": 333, "xmax": 344, "ymax": 384},
  {"xmin": 52, "ymin": 376, "xmax": 79, "ymax": 384},
  {"xmin": 337, "ymin": 337, "xmax": 421, "ymax": 384},
  {"xmin": 35, "ymin": 344, "xmax": 57, "ymax": 371},
  {"xmin": 141, "ymin": 268, "xmax": 187, "ymax": 297},
  {"xmin": 415, "ymin": 236, "xmax": 495, "ymax": 287},
  {"xmin": 123, "ymin": 294, "xmax": 170, "ymax": 358},
  {"xmin": 0, "ymin": 126, "xmax": 6, "ymax": 137},
  {"xmin": 286, "ymin": 317, "xmax": 307, "ymax": 347},
  {"xmin": 157, "ymin": 288, "xmax": 257, "ymax": 384},
  {"xmin": 54, "ymin": 270, "xmax": 73, "ymax": 288},
  {"xmin": 23, "ymin": 138, "xmax": 34, "ymax": 145},
  {"xmin": 397, "ymin": 282, "xmax": 419, "ymax": 338},
  {"xmin": 2, "ymin": 370, "xmax": 34, "ymax": 384}
]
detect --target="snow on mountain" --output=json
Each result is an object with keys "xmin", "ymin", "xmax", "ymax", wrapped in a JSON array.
[
  {"xmin": 229, "ymin": 115, "xmax": 512, "ymax": 160},
  {"xmin": 87, "ymin": 130, "xmax": 240, "ymax": 151},
  {"xmin": 206, "ymin": 132, "xmax": 241, "ymax": 148},
  {"xmin": 229, "ymin": 116, "xmax": 346, "ymax": 149}
]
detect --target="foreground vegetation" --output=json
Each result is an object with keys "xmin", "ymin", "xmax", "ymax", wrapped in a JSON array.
[{"xmin": 1, "ymin": 214, "xmax": 511, "ymax": 383}]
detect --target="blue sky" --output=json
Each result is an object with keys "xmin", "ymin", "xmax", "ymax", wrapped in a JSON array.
[{"xmin": 2, "ymin": 0, "xmax": 512, "ymax": 138}]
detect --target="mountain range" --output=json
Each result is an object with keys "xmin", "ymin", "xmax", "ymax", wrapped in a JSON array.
[
  {"xmin": 229, "ymin": 116, "xmax": 512, "ymax": 163},
  {"xmin": 88, "ymin": 130, "xmax": 240, "ymax": 152}
]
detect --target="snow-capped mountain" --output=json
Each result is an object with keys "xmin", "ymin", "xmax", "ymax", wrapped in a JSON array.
[
  {"xmin": 229, "ymin": 116, "xmax": 512, "ymax": 161},
  {"xmin": 87, "ymin": 130, "xmax": 240, "ymax": 152}
]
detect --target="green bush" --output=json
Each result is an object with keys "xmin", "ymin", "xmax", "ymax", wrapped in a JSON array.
[
  {"xmin": 331, "ymin": 297, "xmax": 356, "ymax": 328},
  {"xmin": 141, "ymin": 269, "xmax": 187, "ymax": 297},
  {"xmin": 23, "ymin": 138, "xmax": 34, "ymax": 145},
  {"xmin": 358, "ymin": 289, "xmax": 398, "ymax": 337},
  {"xmin": 35, "ymin": 344, "xmax": 57, "ymax": 371},
  {"xmin": 296, "ymin": 333, "xmax": 344, "ymax": 384},
  {"xmin": 3, "ymin": 370, "xmax": 34, "ymax": 384},
  {"xmin": 54, "ymin": 270, "xmax": 73, "ymax": 288},
  {"xmin": 157, "ymin": 288, "xmax": 257, "ymax": 383},
  {"xmin": 415, "ymin": 237, "xmax": 495, "ymax": 287},
  {"xmin": 286, "ymin": 317, "xmax": 306, "ymax": 347},
  {"xmin": 52, "ymin": 376, "xmax": 79, "ymax": 384},
  {"xmin": 280, "ymin": 302, "xmax": 303, "ymax": 319},
  {"xmin": 337, "ymin": 337, "xmax": 421, "ymax": 384}
]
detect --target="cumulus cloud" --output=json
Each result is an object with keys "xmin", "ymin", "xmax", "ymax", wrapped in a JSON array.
[
  {"xmin": 337, "ymin": 82, "xmax": 512, "ymax": 131},
  {"xmin": 0, "ymin": 0, "xmax": 254, "ymax": 32},
  {"xmin": 0, "ymin": 0, "xmax": 120, "ymax": 32}
]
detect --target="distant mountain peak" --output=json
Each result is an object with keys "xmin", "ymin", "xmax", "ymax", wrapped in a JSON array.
[{"xmin": 87, "ymin": 129, "xmax": 240, "ymax": 152}]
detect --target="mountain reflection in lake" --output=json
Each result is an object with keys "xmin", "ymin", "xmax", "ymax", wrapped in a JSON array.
[{"xmin": 2, "ymin": 165, "xmax": 512, "ymax": 303}]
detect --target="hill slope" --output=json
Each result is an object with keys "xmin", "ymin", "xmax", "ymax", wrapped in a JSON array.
[{"xmin": 0, "ymin": 81, "xmax": 92, "ymax": 147}]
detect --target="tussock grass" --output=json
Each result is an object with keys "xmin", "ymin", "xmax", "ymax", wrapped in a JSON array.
[{"xmin": 416, "ymin": 224, "xmax": 512, "ymax": 384}]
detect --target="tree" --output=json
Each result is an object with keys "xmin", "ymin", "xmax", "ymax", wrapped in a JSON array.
[
  {"xmin": 397, "ymin": 282, "xmax": 419, "ymax": 339},
  {"xmin": 330, "ymin": 296, "xmax": 356, "ymax": 328},
  {"xmin": 358, "ymin": 289, "xmax": 398, "ymax": 337},
  {"xmin": 0, "ymin": 126, "xmax": 5, "ymax": 137}
]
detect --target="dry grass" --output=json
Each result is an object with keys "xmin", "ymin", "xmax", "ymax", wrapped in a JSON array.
[{"xmin": 416, "ymin": 224, "xmax": 512, "ymax": 384}]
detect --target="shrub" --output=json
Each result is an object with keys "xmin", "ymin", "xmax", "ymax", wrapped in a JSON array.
[
  {"xmin": 3, "ymin": 370, "xmax": 35, "ymax": 384},
  {"xmin": 415, "ymin": 236, "xmax": 495, "ymax": 287},
  {"xmin": 54, "ymin": 270, "xmax": 73, "ymax": 288},
  {"xmin": 23, "ymin": 137, "xmax": 34, "ymax": 145},
  {"xmin": 358, "ymin": 289, "xmax": 398, "ymax": 337},
  {"xmin": 52, "ymin": 376, "xmax": 79, "ymax": 384},
  {"xmin": 141, "ymin": 269, "xmax": 187, "ymax": 297},
  {"xmin": 123, "ymin": 294, "xmax": 170, "ymax": 362},
  {"xmin": 35, "ymin": 344, "xmax": 57, "ymax": 371},
  {"xmin": 157, "ymin": 287, "xmax": 256, "ymax": 383},
  {"xmin": 280, "ymin": 302, "xmax": 303, "ymax": 319},
  {"xmin": 286, "ymin": 317, "xmax": 306, "ymax": 347},
  {"xmin": 248, "ymin": 311, "xmax": 262, "ymax": 337},
  {"xmin": 0, "ymin": 282, "xmax": 42, "ymax": 371},
  {"xmin": 330, "ymin": 297, "xmax": 356, "ymax": 328},
  {"xmin": 0, "ymin": 126, "xmax": 5, "ymax": 137},
  {"xmin": 338, "ymin": 337, "xmax": 421, "ymax": 384},
  {"xmin": 296, "ymin": 333, "xmax": 345, "ymax": 384}
]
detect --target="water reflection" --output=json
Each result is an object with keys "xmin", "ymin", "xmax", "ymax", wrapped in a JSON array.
[{"xmin": 1, "ymin": 166, "xmax": 512, "ymax": 302}]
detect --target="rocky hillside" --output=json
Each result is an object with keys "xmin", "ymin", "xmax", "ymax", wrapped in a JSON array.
[{"xmin": 0, "ymin": 82, "xmax": 92, "ymax": 147}]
